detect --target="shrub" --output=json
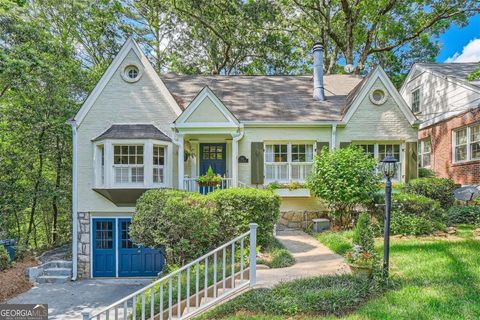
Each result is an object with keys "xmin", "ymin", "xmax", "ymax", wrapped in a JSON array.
[
  {"xmin": 447, "ymin": 206, "xmax": 480, "ymax": 225},
  {"xmin": 207, "ymin": 188, "xmax": 280, "ymax": 247},
  {"xmin": 0, "ymin": 245, "xmax": 11, "ymax": 271},
  {"xmin": 418, "ymin": 167, "xmax": 436, "ymax": 178},
  {"xmin": 346, "ymin": 213, "xmax": 377, "ymax": 268},
  {"xmin": 390, "ymin": 193, "xmax": 446, "ymax": 235},
  {"xmin": 405, "ymin": 177, "xmax": 455, "ymax": 209},
  {"xmin": 130, "ymin": 189, "xmax": 219, "ymax": 266},
  {"xmin": 307, "ymin": 146, "xmax": 380, "ymax": 228},
  {"xmin": 257, "ymin": 238, "xmax": 295, "ymax": 268}
]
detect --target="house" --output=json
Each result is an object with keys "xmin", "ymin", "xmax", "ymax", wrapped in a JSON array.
[
  {"xmin": 68, "ymin": 38, "xmax": 418, "ymax": 279},
  {"xmin": 400, "ymin": 63, "xmax": 480, "ymax": 185}
]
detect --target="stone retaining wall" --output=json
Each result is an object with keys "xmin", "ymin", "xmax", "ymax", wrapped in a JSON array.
[
  {"xmin": 77, "ymin": 212, "xmax": 90, "ymax": 279},
  {"xmin": 278, "ymin": 210, "xmax": 328, "ymax": 229}
]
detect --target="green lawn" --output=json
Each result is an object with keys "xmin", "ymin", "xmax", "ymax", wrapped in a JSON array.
[{"xmin": 201, "ymin": 225, "xmax": 480, "ymax": 319}]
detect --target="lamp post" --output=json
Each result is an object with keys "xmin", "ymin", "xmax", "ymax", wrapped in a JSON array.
[{"xmin": 381, "ymin": 155, "xmax": 398, "ymax": 278}]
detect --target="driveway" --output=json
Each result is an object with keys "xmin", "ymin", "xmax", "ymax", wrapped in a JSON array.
[{"xmin": 7, "ymin": 278, "xmax": 152, "ymax": 319}]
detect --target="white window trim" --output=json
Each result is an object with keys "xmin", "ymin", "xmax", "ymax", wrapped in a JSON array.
[
  {"xmin": 264, "ymin": 141, "xmax": 315, "ymax": 184},
  {"xmin": 93, "ymin": 139, "xmax": 172, "ymax": 189},
  {"xmin": 353, "ymin": 142, "xmax": 403, "ymax": 181},
  {"xmin": 418, "ymin": 138, "xmax": 431, "ymax": 168},
  {"xmin": 411, "ymin": 87, "xmax": 421, "ymax": 114},
  {"xmin": 452, "ymin": 124, "xmax": 480, "ymax": 164}
]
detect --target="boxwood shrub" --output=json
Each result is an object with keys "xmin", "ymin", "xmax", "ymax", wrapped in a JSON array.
[
  {"xmin": 390, "ymin": 193, "xmax": 446, "ymax": 235},
  {"xmin": 405, "ymin": 177, "xmax": 455, "ymax": 209},
  {"xmin": 447, "ymin": 206, "xmax": 480, "ymax": 225}
]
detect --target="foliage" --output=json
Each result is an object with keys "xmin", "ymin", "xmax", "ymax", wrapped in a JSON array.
[
  {"xmin": 257, "ymin": 238, "xmax": 295, "ymax": 269},
  {"xmin": 307, "ymin": 146, "xmax": 380, "ymax": 228},
  {"xmin": 418, "ymin": 167, "xmax": 436, "ymax": 178},
  {"xmin": 467, "ymin": 63, "xmax": 480, "ymax": 81},
  {"xmin": 346, "ymin": 213, "xmax": 376, "ymax": 268},
  {"xmin": 129, "ymin": 189, "xmax": 218, "ymax": 266},
  {"xmin": 0, "ymin": 246, "xmax": 11, "ymax": 271},
  {"xmin": 200, "ymin": 274, "xmax": 389, "ymax": 319},
  {"xmin": 390, "ymin": 193, "xmax": 446, "ymax": 235},
  {"xmin": 196, "ymin": 166, "xmax": 221, "ymax": 187},
  {"xmin": 447, "ymin": 206, "xmax": 480, "ymax": 226},
  {"xmin": 208, "ymin": 188, "xmax": 280, "ymax": 247},
  {"xmin": 315, "ymin": 230, "xmax": 354, "ymax": 256},
  {"xmin": 265, "ymin": 181, "xmax": 304, "ymax": 191},
  {"xmin": 405, "ymin": 177, "xmax": 456, "ymax": 209}
]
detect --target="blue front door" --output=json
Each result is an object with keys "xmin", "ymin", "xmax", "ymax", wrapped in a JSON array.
[
  {"xmin": 200, "ymin": 143, "xmax": 226, "ymax": 176},
  {"xmin": 92, "ymin": 219, "xmax": 116, "ymax": 277},
  {"xmin": 118, "ymin": 218, "xmax": 164, "ymax": 277}
]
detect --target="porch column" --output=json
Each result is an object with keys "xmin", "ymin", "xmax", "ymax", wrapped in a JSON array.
[
  {"xmin": 232, "ymin": 137, "xmax": 239, "ymax": 187},
  {"xmin": 177, "ymin": 134, "xmax": 184, "ymax": 189},
  {"xmin": 189, "ymin": 140, "xmax": 198, "ymax": 178}
]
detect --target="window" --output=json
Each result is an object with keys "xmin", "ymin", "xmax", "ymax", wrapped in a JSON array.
[
  {"xmin": 411, "ymin": 88, "xmax": 421, "ymax": 113},
  {"xmin": 95, "ymin": 221, "xmax": 113, "ymax": 249},
  {"xmin": 153, "ymin": 145, "xmax": 165, "ymax": 184},
  {"xmin": 418, "ymin": 139, "xmax": 431, "ymax": 167},
  {"xmin": 113, "ymin": 145, "xmax": 144, "ymax": 184},
  {"xmin": 355, "ymin": 143, "xmax": 402, "ymax": 180},
  {"xmin": 202, "ymin": 145, "xmax": 223, "ymax": 160},
  {"xmin": 454, "ymin": 124, "xmax": 480, "ymax": 162},
  {"xmin": 125, "ymin": 65, "xmax": 139, "ymax": 80},
  {"xmin": 370, "ymin": 89, "xmax": 387, "ymax": 105},
  {"xmin": 265, "ymin": 143, "xmax": 314, "ymax": 183},
  {"xmin": 120, "ymin": 221, "xmax": 134, "ymax": 249}
]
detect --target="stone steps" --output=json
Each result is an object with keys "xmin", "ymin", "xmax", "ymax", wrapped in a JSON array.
[
  {"xmin": 27, "ymin": 260, "xmax": 72, "ymax": 284},
  {"xmin": 36, "ymin": 275, "xmax": 70, "ymax": 284}
]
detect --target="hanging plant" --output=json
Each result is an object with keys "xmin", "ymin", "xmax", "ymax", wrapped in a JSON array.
[{"xmin": 197, "ymin": 166, "xmax": 222, "ymax": 187}]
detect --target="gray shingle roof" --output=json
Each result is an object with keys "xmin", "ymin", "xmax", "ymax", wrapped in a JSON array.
[
  {"xmin": 418, "ymin": 63, "xmax": 479, "ymax": 87},
  {"xmin": 162, "ymin": 74, "xmax": 363, "ymax": 121},
  {"xmin": 93, "ymin": 124, "xmax": 171, "ymax": 141}
]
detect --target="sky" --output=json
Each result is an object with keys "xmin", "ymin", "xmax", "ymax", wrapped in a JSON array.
[{"xmin": 437, "ymin": 14, "xmax": 480, "ymax": 62}]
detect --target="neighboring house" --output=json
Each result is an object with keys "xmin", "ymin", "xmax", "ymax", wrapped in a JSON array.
[
  {"xmin": 400, "ymin": 63, "xmax": 480, "ymax": 185},
  {"xmin": 68, "ymin": 38, "xmax": 418, "ymax": 279}
]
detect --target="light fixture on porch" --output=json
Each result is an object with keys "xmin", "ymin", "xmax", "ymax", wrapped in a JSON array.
[{"xmin": 380, "ymin": 154, "xmax": 397, "ymax": 278}]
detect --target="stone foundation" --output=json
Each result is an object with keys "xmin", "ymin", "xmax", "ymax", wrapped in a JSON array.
[
  {"xmin": 77, "ymin": 212, "xmax": 91, "ymax": 279},
  {"xmin": 278, "ymin": 210, "xmax": 328, "ymax": 229}
]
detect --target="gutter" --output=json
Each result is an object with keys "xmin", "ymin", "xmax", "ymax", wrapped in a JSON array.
[{"xmin": 66, "ymin": 118, "xmax": 78, "ymax": 281}]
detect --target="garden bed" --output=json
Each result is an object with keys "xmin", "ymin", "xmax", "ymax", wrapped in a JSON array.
[{"xmin": 0, "ymin": 258, "xmax": 38, "ymax": 302}]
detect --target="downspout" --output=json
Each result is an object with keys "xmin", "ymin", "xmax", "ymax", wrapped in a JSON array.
[
  {"xmin": 232, "ymin": 125, "xmax": 245, "ymax": 186},
  {"xmin": 67, "ymin": 119, "xmax": 78, "ymax": 280}
]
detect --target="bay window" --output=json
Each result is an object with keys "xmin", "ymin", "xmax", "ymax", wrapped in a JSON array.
[
  {"xmin": 418, "ymin": 139, "xmax": 431, "ymax": 167},
  {"xmin": 265, "ymin": 143, "xmax": 314, "ymax": 183},
  {"xmin": 453, "ymin": 124, "xmax": 480, "ymax": 162},
  {"xmin": 113, "ymin": 145, "xmax": 144, "ymax": 184}
]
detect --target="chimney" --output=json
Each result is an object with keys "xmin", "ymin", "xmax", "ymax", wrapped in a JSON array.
[{"xmin": 312, "ymin": 43, "xmax": 325, "ymax": 101}]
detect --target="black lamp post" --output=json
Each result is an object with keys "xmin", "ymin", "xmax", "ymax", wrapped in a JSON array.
[{"xmin": 380, "ymin": 155, "xmax": 398, "ymax": 278}]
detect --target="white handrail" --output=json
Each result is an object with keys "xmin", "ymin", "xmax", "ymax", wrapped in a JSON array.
[{"xmin": 83, "ymin": 223, "xmax": 258, "ymax": 320}]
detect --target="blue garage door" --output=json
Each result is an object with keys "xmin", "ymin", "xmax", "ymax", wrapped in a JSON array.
[
  {"xmin": 92, "ymin": 219, "xmax": 116, "ymax": 277},
  {"xmin": 118, "ymin": 218, "xmax": 165, "ymax": 277}
]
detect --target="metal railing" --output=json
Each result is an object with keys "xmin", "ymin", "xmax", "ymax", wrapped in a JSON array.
[
  {"xmin": 82, "ymin": 223, "xmax": 257, "ymax": 320},
  {"xmin": 183, "ymin": 177, "xmax": 233, "ymax": 194}
]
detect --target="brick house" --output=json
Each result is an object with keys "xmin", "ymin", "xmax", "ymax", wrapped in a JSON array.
[{"xmin": 400, "ymin": 63, "xmax": 480, "ymax": 185}]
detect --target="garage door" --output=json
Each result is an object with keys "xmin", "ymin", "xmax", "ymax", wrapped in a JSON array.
[{"xmin": 92, "ymin": 218, "xmax": 164, "ymax": 277}]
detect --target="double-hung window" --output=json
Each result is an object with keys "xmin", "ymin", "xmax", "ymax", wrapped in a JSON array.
[
  {"xmin": 153, "ymin": 145, "xmax": 165, "ymax": 184},
  {"xmin": 411, "ymin": 88, "xmax": 421, "ymax": 113},
  {"xmin": 454, "ymin": 124, "xmax": 480, "ymax": 162},
  {"xmin": 418, "ymin": 139, "xmax": 431, "ymax": 167},
  {"xmin": 113, "ymin": 145, "xmax": 144, "ymax": 184},
  {"xmin": 355, "ymin": 143, "xmax": 402, "ymax": 180},
  {"xmin": 265, "ymin": 143, "xmax": 314, "ymax": 183}
]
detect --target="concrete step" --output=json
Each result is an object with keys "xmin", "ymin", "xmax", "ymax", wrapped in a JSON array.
[
  {"xmin": 36, "ymin": 275, "xmax": 70, "ymax": 284},
  {"xmin": 50, "ymin": 260, "xmax": 72, "ymax": 268},
  {"xmin": 44, "ymin": 267, "xmax": 72, "ymax": 276}
]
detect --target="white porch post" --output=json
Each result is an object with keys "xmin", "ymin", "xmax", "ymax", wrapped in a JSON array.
[
  {"xmin": 177, "ymin": 134, "xmax": 184, "ymax": 189},
  {"xmin": 189, "ymin": 140, "xmax": 198, "ymax": 178},
  {"xmin": 232, "ymin": 127, "xmax": 244, "ymax": 187}
]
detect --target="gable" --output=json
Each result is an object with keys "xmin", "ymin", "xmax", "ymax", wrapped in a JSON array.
[{"xmin": 185, "ymin": 96, "xmax": 229, "ymax": 123}]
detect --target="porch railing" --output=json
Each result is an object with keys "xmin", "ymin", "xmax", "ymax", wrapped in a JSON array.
[
  {"xmin": 83, "ymin": 223, "xmax": 258, "ymax": 320},
  {"xmin": 183, "ymin": 177, "xmax": 233, "ymax": 194}
]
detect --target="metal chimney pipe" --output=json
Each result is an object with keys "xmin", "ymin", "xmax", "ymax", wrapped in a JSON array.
[{"xmin": 313, "ymin": 43, "xmax": 325, "ymax": 101}]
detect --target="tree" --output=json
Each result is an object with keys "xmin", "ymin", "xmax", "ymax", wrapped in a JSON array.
[{"xmin": 306, "ymin": 146, "xmax": 380, "ymax": 228}]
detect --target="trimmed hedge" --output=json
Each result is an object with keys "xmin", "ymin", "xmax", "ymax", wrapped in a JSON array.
[
  {"xmin": 447, "ymin": 206, "xmax": 480, "ymax": 225},
  {"xmin": 405, "ymin": 177, "xmax": 455, "ymax": 209},
  {"xmin": 391, "ymin": 193, "xmax": 446, "ymax": 235},
  {"xmin": 208, "ymin": 188, "xmax": 280, "ymax": 247},
  {"xmin": 418, "ymin": 168, "xmax": 436, "ymax": 178}
]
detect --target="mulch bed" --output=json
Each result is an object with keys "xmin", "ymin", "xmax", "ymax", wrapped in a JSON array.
[{"xmin": 0, "ymin": 259, "xmax": 38, "ymax": 302}]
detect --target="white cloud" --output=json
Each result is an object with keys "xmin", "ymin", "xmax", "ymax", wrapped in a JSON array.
[{"xmin": 445, "ymin": 39, "xmax": 480, "ymax": 63}]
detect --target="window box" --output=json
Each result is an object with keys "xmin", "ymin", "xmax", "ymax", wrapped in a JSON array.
[{"xmin": 273, "ymin": 188, "xmax": 311, "ymax": 197}]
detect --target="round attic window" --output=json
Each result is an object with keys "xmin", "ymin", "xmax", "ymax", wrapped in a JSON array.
[
  {"xmin": 122, "ymin": 65, "xmax": 142, "ymax": 83},
  {"xmin": 370, "ymin": 89, "xmax": 387, "ymax": 105}
]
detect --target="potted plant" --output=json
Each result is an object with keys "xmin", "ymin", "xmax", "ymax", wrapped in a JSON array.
[
  {"xmin": 345, "ymin": 213, "xmax": 377, "ymax": 277},
  {"xmin": 197, "ymin": 166, "xmax": 222, "ymax": 187}
]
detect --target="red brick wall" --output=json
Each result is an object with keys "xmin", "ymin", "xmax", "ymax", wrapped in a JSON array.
[{"xmin": 419, "ymin": 109, "xmax": 480, "ymax": 185}]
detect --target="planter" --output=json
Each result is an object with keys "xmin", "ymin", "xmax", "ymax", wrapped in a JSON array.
[
  {"xmin": 197, "ymin": 181, "xmax": 220, "ymax": 187},
  {"xmin": 273, "ymin": 188, "xmax": 310, "ymax": 197},
  {"xmin": 347, "ymin": 263, "xmax": 374, "ymax": 277}
]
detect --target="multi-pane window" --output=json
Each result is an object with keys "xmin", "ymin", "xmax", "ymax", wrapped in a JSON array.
[
  {"xmin": 357, "ymin": 144, "xmax": 374, "ymax": 157},
  {"xmin": 355, "ymin": 143, "xmax": 402, "ymax": 180},
  {"xmin": 411, "ymin": 88, "xmax": 420, "ymax": 113},
  {"xmin": 95, "ymin": 221, "xmax": 113, "ymax": 249},
  {"xmin": 418, "ymin": 139, "xmax": 431, "ymax": 167},
  {"xmin": 153, "ymin": 145, "xmax": 165, "ymax": 184},
  {"xmin": 454, "ymin": 124, "xmax": 480, "ymax": 162},
  {"xmin": 202, "ymin": 145, "xmax": 224, "ymax": 160},
  {"xmin": 114, "ymin": 145, "xmax": 144, "ymax": 183},
  {"xmin": 265, "ymin": 143, "xmax": 314, "ymax": 183},
  {"xmin": 120, "ymin": 221, "xmax": 134, "ymax": 249},
  {"xmin": 378, "ymin": 144, "xmax": 400, "ymax": 162}
]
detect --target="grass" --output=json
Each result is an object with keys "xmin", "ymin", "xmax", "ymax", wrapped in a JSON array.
[
  {"xmin": 257, "ymin": 238, "xmax": 295, "ymax": 269},
  {"xmin": 200, "ymin": 224, "xmax": 480, "ymax": 319}
]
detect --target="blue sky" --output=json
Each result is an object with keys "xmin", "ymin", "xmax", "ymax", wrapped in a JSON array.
[{"xmin": 436, "ymin": 14, "xmax": 480, "ymax": 62}]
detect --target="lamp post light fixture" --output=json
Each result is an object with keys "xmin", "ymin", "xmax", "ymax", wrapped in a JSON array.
[{"xmin": 381, "ymin": 155, "xmax": 398, "ymax": 278}]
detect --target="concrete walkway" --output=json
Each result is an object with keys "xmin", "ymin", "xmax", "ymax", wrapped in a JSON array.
[
  {"xmin": 256, "ymin": 229, "xmax": 349, "ymax": 288},
  {"xmin": 7, "ymin": 278, "xmax": 152, "ymax": 319}
]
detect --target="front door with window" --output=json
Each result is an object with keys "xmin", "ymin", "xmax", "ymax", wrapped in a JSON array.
[
  {"xmin": 92, "ymin": 219, "xmax": 116, "ymax": 277},
  {"xmin": 199, "ymin": 143, "xmax": 226, "ymax": 176}
]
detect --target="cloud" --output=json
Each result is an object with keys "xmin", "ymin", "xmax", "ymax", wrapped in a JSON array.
[{"xmin": 445, "ymin": 39, "xmax": 480, "ymax": 63}]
